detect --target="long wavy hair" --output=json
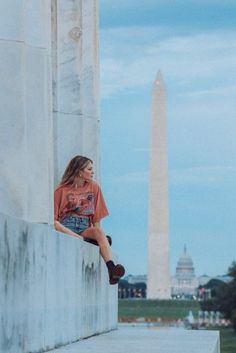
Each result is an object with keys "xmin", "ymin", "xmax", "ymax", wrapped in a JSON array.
[{"xmin": 60, "ymin": 155, "xmax": 93, "ymax": 186}]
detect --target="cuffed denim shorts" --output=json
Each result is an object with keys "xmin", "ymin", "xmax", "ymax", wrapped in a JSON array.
[{"xmin": 61, "ymin": 215, "xmax": 90, "ymax": 235}]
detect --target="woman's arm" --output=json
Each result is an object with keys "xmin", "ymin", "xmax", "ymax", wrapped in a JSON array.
[{"xmin": 54, "ymin": 220, "xmax": 83, "ymax": 239}]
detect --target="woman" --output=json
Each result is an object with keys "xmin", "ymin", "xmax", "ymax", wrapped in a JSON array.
[{"xmin": 54, "ymin": 155, "xmax": 125, "ymax": 285}]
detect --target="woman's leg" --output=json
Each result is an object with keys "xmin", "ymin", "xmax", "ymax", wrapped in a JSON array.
[
  {"xmin": 81, "ymin": 226, "xmax": 112, "ymax": 262},
  {"xmin": 59, "ymin": 218, "xmax": 125, "ymax": 284},
  {"xmin": 81, "ymin": 227, "xmax": 125, "ymax": 284}
]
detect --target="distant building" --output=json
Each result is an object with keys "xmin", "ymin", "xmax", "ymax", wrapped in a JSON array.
[
  {"xmin": 171, "ymin": 246, "xmax": 198, "ymax": 297},
  {"xmin": 126, "ymin": 274, "xmax": 147, "ymax": 284},
  {"xmin": 120, "ymin": 246, "xmax": 232, "ymax": 299},
  {"xmin": 198, "ymin": 274, "xmax": 211, "ymax": 287},
  {"xmin": 210, "ymin": 275, "xmax": 233, "ymax": 284}
]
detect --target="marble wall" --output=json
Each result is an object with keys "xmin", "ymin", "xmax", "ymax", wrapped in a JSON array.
[
  {"xmin": 52, "ymin": 0, "xmax": 101, "ymax": 185},
  {"xmin": 0, "ymin": 3, "xmax": 116, "ymax": 352},
  {"xmin": 0, "ymin": 212, "xmax": 117, "ymax": 353},
  {"xmin": 0, "ymin": 0, "xmax": 101, "ymax": 222},
  {"xmin": 0, "ymin": 1, "xmax": 53, "ymax": 223}
]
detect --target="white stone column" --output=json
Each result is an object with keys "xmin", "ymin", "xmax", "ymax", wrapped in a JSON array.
[
  {"xmin": 0, "ymin": 1, "xmax": 54, "ymax": 223},
  {"xmin": 52, "ymin": 0, "xmax": 101, "ymax": 185},
  {"xmin": 147, "ymin": 71, "xmax": 171, "ymax": 299}
]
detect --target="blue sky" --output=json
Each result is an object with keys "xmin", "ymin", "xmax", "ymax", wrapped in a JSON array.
[{"xmin": 99, "ymin": 0, "xmax": 236, "ymax": 277}]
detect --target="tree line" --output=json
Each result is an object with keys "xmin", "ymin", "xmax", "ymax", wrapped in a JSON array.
[{"xmin": 200, "ymin": 261, "xmax": 236, "ymax": 331}]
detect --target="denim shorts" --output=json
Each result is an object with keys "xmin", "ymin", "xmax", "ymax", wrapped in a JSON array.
[{"xmin": 61, "ymin": 215, "xmax": 90, "ymax": 235}]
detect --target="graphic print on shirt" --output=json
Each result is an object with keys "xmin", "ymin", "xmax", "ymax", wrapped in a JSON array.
[{"xmin": 65, "ymin": 192, "xmax": 95, "ymax": 216}]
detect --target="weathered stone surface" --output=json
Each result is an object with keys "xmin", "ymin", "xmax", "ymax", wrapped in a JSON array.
[
  {"xmin": 0, "ymin": 0, "xmax": 53, "ymax": 223},
  {"xmin": 0, "ymin": 1, "xmax": 114, "ymax": 352},
  {"xmin": 53, "ymin": 0, "xmax": 101, "ymax": 184},
  {"xmin": 0, "ymin": 0, "xmax": 101, "ymax": 221},
  {"xmin": 0, "ymin": 0, "xmax": 51, "ymax": 45},
  {"xmin": 54, "ymin": 113, "xmax": 100, "ymax": 186},
  {"xmin": 0, "ymin": 42, "xmax": 53, "ymax": 222},
  {"xmin": 0, "ymin": 212, "xmax": 117, "ymax": 353}
]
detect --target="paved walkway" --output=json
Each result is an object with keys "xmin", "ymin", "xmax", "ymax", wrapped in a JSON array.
[{"xmin": 50, "ymin": 325, "xmax": 220, "ymax": 353}]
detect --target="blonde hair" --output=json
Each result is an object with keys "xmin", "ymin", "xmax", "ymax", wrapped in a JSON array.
[{"xmin": 60, "ymin": 155, "xmax": 93, "ymax": 185}]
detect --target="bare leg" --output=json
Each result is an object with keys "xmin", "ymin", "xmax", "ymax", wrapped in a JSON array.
[
  {"xmin": 81, "ymin": 226, "xmax": 112, "ymax": 263},
  {"xmin": 55, "ymin": 222, "xmax": 125, "ymax": 284}
]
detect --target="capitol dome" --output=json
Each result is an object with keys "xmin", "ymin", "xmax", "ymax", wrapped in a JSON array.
[
  {"xmin": 171, "ymin": 246, "xmax": 199, "ymax": 297},
  {"xmin": 175, "ymin": 245, "xmax": 195, "ymax": 280}
]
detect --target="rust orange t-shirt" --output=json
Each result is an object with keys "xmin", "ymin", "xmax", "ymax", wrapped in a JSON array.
[{"xmin": 54, "ymin": 180, "xmax": 109, "ymax": 224}]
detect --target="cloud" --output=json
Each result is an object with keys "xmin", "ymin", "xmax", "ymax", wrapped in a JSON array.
[
  {"xmin": 100, "ymin": 27, "xmax": 236, "ymax": 99},
  {"xmin": 178, "ymin": 84, "xmax": 236, "ymax": 99},
  {"xmin": 170, "ymin": 166, "xmax": 236, "ymax": 186},
  {"xmin": 100, "ymin": 0, "xmax": 235, "ymax": 9},
  {"xmin": 110, "ymin": 171, "xmax": 149, "ymax": 184},
  {"xmin": 133, "ymin": 147, "xmax": 151, "ymax": 153},
  {"xmin": 105, "ymin": 165, "xmax": 236, "ymax": 187}
]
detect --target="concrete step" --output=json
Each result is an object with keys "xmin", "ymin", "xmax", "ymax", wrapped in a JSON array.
[{"xmin": 49, "ymin": 325, "xmax": 220, "ymax": 353}]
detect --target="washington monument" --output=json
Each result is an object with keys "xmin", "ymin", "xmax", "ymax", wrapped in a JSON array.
[{"xmin": 147, "ymin": 71, "xmax": 171, "ymax": 299}]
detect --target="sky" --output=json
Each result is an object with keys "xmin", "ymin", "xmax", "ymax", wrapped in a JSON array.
[{"xmin": 99, "ymin": 0, "xmax": 236, "ymax": 277}]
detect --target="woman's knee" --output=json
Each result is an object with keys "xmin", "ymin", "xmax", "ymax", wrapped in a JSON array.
[{"xmin": 93, "ymin": 227, "xmax": 105, "ymax": 243}]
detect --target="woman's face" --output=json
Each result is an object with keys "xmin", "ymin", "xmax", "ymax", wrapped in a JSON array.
[{"xmin": 80, "ymin": 162, "xmax": 94, "ymax": 182}]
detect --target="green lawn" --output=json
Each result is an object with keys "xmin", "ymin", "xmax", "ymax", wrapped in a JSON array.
[
  {"xmin": 215, "ymin": 327, "xmax": 236, "ymax": 353},
  {"xmin": 119, "ymin": 299, "xmax": 200, "ymax": 321}
]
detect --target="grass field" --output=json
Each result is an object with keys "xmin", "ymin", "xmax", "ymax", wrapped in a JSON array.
[
  {"xmin": 216, "ymin": 327, "xmax": 236, "ymax": 353},
  {"xmin": 118, "ymin": 299, "xmax": 200, "ymax": 321}
]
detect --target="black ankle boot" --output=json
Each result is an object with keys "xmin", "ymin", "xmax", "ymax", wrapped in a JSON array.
[{"xmin": 109, "ymin": 264, "xmax": 125, "ymax": 285}]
